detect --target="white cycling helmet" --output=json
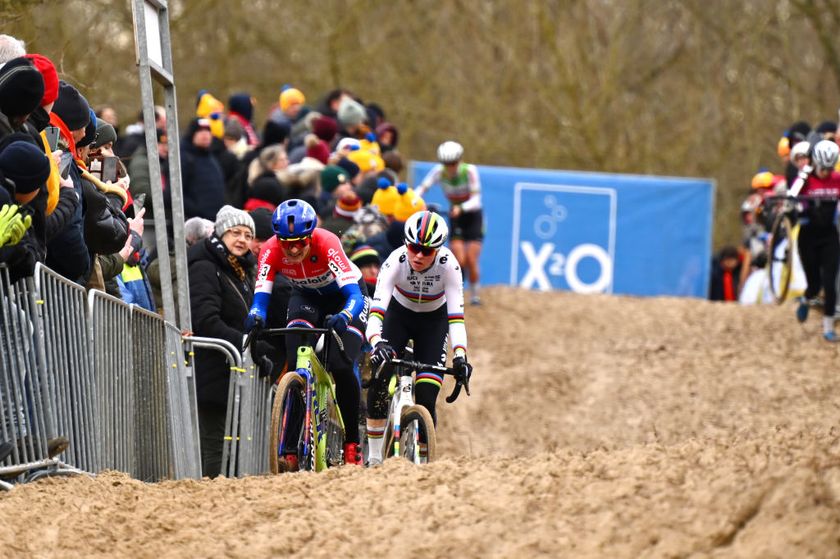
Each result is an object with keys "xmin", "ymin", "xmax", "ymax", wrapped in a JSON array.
[
  {"xmin": 437, "ymin": 141, "xmax": 463, "ymax": 164},
  {"xmin": 404, "ymin": 210, "xmax": 449, "ymax": 249},
  {"xmin": 812, "ymin": 139, "xmax": 839, "ymax": 170}
]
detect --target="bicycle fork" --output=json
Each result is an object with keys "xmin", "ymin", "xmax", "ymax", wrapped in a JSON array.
[{"xmin": 391, "ymin": 375, "xmax": 415, "ymax": 459}]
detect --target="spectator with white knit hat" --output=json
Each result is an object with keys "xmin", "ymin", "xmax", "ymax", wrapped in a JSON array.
[{"xmin": 188, "ymin": 204, "xmax": 273, "ymax": 477}]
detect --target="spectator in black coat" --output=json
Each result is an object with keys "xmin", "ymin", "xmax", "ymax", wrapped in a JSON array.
[
  {"xmin": 181, "ymin": 118, "xmax": 225, "ymax": 221},
  {"xmin": 45, "ymin": 81, "xmax": 92, "ymax": 283},
  {"xmin": 709, "ymin": 245, "xmax": 743, "ymax": 302},
  {"xmin": 189, "ymin": 205, "xmax": 265, "ymax": 477}
]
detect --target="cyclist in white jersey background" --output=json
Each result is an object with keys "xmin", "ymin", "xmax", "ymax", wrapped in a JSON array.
[
  {"xmin": 416, "ymin": 141, "xmax": 484, "ymax": 305},
  {"xmin": 365, "ymin": 210, "xmax": 473, "ymax": 465}
]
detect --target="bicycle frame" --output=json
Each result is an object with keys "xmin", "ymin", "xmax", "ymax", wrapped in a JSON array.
[
  {"xmin": 380, "ymin": 358, "xmax": 464, "ymax": 462},
  {"xmin": 270, "ymin": 327, "xmax": 348, "ymax": 472},
  {"xmin": 387, "ymin": 373, "xmax": 418, "ymax": 460}
]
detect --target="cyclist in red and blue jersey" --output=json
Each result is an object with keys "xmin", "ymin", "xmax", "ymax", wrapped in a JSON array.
[
  {"xmin": 364, "ymin": 210, "xmax": 473, "ymax": 465},
  {"xmin": 244, "ymin": 199, "xmax": 368, "ymax": 465}
]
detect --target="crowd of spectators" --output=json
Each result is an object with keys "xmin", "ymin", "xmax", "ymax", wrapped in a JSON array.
[{"xmin": 0, "ymin": 33, "xmax": 437, "ymax": 475}]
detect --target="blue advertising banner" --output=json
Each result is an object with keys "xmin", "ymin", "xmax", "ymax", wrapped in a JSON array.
[{"xmin": 409, "ymin": 162, "xmax": 714, "ymax": 298}]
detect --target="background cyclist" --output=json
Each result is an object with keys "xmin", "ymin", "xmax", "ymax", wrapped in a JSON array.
[
  {"xmin": 789, "ymin": 140, "xmax": 840, "ymax": 341},
  {"xmin": 364, "ymin": 210, "xmax": 473, "ymax": 465},
  {"xmin": 416, "ymin": 141, "xmax": 484, "ymax": 305},
  {"xmin": 244, "ymin": 199, "xmax": 369, "ymax": 466}
]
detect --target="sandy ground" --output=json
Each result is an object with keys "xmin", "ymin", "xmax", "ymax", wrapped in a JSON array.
[{"xmin": 2, "ymin": 287, "xmax": 840, "ymax": 558}]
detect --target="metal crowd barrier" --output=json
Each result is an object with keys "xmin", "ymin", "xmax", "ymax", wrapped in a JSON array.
[
  {"xmin": 0, "ymin": 268, "xmax": 66, "ymax": 487},
  {"xmin": 210, "ymin": 342, "xmax": 274, "ymax": 478},
  {"xmin": 88, "ymin": 289, "xmax": 135, "ymax": 475},
  {"xmin": 130, "ymin": 307, "xmax": 202, "ymax": 481},
  {"xmin": 35, "ymin": 264, "xmax": 101, "ymax": 474},
  {"xmin": 0, "ymin": 263, "xmax": 206, "ymax": 488}
]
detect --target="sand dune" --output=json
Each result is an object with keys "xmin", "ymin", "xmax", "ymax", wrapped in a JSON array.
[{"xmin": 2, "ymin": 287, "xmax": 839, "ymax": 558}]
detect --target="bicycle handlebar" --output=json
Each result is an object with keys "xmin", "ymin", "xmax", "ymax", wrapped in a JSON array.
[
  {"xmin": 762, "ymin": 194, "xmax": 840, "ymax": 203},
  {"xmin": 245, "ymin": 324, "xmax": 353, "ymax": 365},
  {"xmin": 371, "ymin": 358, "xmax": 470, "ymax": 403}
]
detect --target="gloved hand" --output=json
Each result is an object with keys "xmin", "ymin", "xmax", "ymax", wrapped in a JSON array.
[
  {"xmin": 325, "ymin": 313, "xmax": 349, "ymax": 336},
  {"xmin": 370, "ymin": 342, "xmax": 396, "ymax": 377},
  {"xmin": 453, "ymin": 355, "xmax": 473, "ymax": 385},
  {"xmin": 256, "ymin": 355, "xmax": 275, "ymax": 379},
  {"xmin": 0, "ymin": 205, "xmax": 32, "ymax": 248},
  {"xmin": 253, "ymin": 340, "xmax": 273, "ymax": 361},
  {"xmin": 244, "ymin": 311, "xmax": 265, "ymax": 335}
]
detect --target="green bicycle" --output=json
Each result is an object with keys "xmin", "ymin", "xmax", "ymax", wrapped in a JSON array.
[{"xmin": 256, "ymin": 326, "xmax": 351, "ymax": 473}]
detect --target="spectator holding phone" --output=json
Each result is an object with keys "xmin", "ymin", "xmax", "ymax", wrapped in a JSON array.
[{"xmin": 45, "ymin": 80, "xmax": 93, "ymax": 283}]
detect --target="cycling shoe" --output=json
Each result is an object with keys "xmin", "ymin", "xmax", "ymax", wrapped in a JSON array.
[{"xmin": 796, "ymin": 298, "xmax": 809, "ymax": 323}]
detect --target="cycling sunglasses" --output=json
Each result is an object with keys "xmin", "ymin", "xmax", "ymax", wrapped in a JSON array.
[
  {"xmin": 278, "ymin": 236, "xmax": 311, "ymax": 250},
  {"xmin": 406, "ymin": 243, "xmax": 436, "ymax": 256}
]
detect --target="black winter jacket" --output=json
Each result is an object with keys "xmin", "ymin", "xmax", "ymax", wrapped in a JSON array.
[
  {"xmin": 45, "ymin": 163, "xmax": 90, "ymax": 283},
  {"xmin": 181, "ymin": 141, "xmax": 225, "ymax": 220},
  {"xmin": 80, "ymin": 175, "xmax": 129, "ymax": 255},
  {"xmin": 188, "ymin": 235, "xmax": 256, "ymax": 408}
]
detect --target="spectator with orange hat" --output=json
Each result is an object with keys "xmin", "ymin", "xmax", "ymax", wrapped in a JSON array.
[{"xmin": 321, "ymin": 190, "xmax": 361, "ymax": 237}]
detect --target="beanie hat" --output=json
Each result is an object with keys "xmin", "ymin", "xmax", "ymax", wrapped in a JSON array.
[
  {"xmin": 0, "ymin": 57, "xmax": 45, "ymax": 118},
  {"xmin": 0, "ymin": 138, "xmax": 51, "ymax": 194},
  {"xmin": 312, "ymin": 115, "xmax": 338, "ymax": 143},
  {"xmin": 228, "ymin": 93, "xmax": 253, "ymax": 122},
  {"xmin": 321, "ymin": 165, "xmax": 348, "ymax": 193},
  {"xmin": 262, "ymin": 118, "xmax": 291, "ymax": 147},
  {"xmin": 336, "ymin": 137, "xmax": 361, "ymax": 153},
  {"xmin": 305, "ymin": 135, "xmax": 330, "ymax": 165},
  {"xmin": 279, "ymin": 85, "xmax": 305, "ymax": 113},
  {"xmin": 337, "ymin": 97, "xmax": 366, "ymax": 128},
  {"xmin": 76, "ymin": 108, "xmax": 98, "ymax": 148},
  {"xmin": 249, "ymin": 207, "xmax": 274, "ymax": 240},
  {"xmin": 394, "ymin": 187, "xmax": 427, "ymax": 222},
  {"xmin": 335, "ymin": 191, "xmax": 362, "ymax": 218},
  {"xmin": 195, "ymin": 90, "xmax": 225, "ymax": 118},
  {"xmin": 23, "ymin": 54, "xmax": 58, "ymax": 107},
  {"xmin": 347, "ymin": 148, "xmax": 383, "ymax": 174},
  {"xmin": 816, "ymin": 120, "xmax": 838, "ymax": 135},
  {"xmin": 52, "ymin": 81, "xmax": 91, "ymax": 130},
  {"xmin": 215, "ymin": 204, "xmax": 255, "ymax": 237},
  {"xmin": 371, "ymin": 181, "xmax": 400, "ymax": 217},
  {"xmin": 336, "ymin": 157, "xmax": 360, "ymax": 180},
  {"xmin": 350, "ymin": 244, "xmax": 381, "ymax": 268},
  {"xmin": 93, "ymin": 118, "xmax": 117, "ymax": 149}
]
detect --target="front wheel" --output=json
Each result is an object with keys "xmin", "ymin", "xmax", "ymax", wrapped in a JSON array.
[
  {"xmin": 269, "ymin": 372, "xmax": 307, "ymax": 474},
  {"xmin": 767, "ymin": 212, "xmax": 794, "ymax": 304},
  {"xmin": 382, "ymin": 405, "xmax": 437, "ymax": 464}
]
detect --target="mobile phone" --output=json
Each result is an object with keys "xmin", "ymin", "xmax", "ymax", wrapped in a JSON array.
[
  {"xmin": 102, "ymin": 156, "xmax": 118, "ymax": 183},
  {"xmin": 44, "ymin": 126, "xmax": 60, "ymax": 151},
  {"xmin": 59, "ymin": 151, "xmax": 74, "ymax": 179}
]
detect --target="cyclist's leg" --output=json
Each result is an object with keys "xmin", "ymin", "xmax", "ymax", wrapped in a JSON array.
[
  {"xmin": 410, "ymin": 305, "xmax": 449, "ymax": 425},
  {"xmin": 284, "ymin": 289, "xmax": 322, "ymax": 372},
  {"xmin": 797, "ymin": 226, "xmax": 821, "ymax": 301},
  {"xmin": 366, "ymin": 301, "xmax": 411, "ymax": 462},
  {"xmin": 463, "ymin": 210, "xmax": 484, "ymax": 303},
  {"xmin": 326, "ymin": 302, "xmax": 368, "ymax": 445},
  {"xmin": 819, "ymin": 233, "xmax": 840, "ymax": 323}
]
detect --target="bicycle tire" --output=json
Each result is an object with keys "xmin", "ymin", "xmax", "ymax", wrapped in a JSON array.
[
  {"xmin": 382, "ymin": 405, "xmax": 437, "ymax": 464},
  {"xmin": 767, "ymin": 212, "xmax": 794, "ymax": 304},
  {"xmin": 269, "ymin": 372, "xmax": 306, "ymax": 474},
  {"xmin": 319, "ymin": 387, "xmax": 346, "ymax": 469}
]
